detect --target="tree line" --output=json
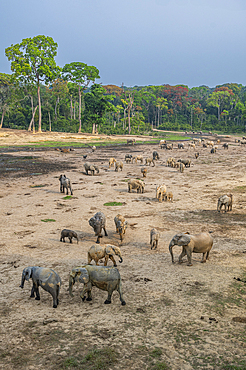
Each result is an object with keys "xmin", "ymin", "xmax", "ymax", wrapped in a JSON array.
[{"xmin": 1, "ymin": 35, "xmax": 246, "ymax": 135}]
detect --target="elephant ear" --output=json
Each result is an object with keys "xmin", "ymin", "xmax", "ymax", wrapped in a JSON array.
[
  {"xmin": 105, "ymin": 245, "xmax": 115, "ymax": 256},
  {"xmin": 25, "ymin": 267, "xmax": 33, "ymax": 281},
  {"xmin": 70, "ymin": 266, "xmax": 85, "ymax": 279},
  {"xmin": 178, "ymin": 233, "xmax": 191, "ymax": 246},
  {"xmin": 78, "ymin": 268, "xmax": 89, "ymax": 284}
]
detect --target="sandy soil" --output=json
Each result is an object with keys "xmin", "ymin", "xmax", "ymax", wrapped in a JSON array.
[{"xmin": 0, "ymin": 130, "xmax": 246, "ymax": 370}]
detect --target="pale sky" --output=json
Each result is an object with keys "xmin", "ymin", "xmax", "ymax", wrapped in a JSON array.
[{"xmin": 1, "ymin": 0, "xmax": 246, "ymax": 87}]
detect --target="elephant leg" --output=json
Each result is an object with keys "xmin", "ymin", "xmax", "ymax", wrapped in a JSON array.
[
  {"xmin": 104, "ymin": 255, "xmax": 109, "ymax": 266},
  {"xmin": 86, "ymin": 290, "xmax": 92, "ymax": 301},
  {"xmin": 96, "ymin": 235, "xmax": 101, "ymax": 243},
  {"xmin": 88, "ymin": 255, "xmax": 92, "ymax": 265},
  {"xmin": 201, "ymin": 252, "xmax": 207, "ymax": 263},
  {"xmin": 109, "ymin": 255, "xmax": 117, "ymax": 267},
  {"xmin": 117, "ymin": 281, "xmax": 126, "ymax": 305},
  {"xmin": 70, "ymin": 188, "xmax": 73, "ymax": 195},
  {"xmin": 30, "ymin": 285, "xmax": 35, "ymax": 298},
  {"xmin": 34, "ymin": 283, "xmax": 40, "ymax": 300},
  {"xmin": 178, "ymin": 247, "xmax": 187, "ymax": 263},
  {"xmin": 95, "ymin": 258, "xmax": 99, "ymax": 266},
  {"xmin": 69, "ymin": 237, "xmax": 72, "ymax": 244},
  {"xmin": 104, "ymin": 287, "xmax": 114, "ymax": 304},
  {"xmin": 103, "ymin": 227, "xmax": 108, "ymax": 237},
  {"xmin": 206, "ymin": 251, "xmax": 210, "ymax": 260},
  {"xmin": 51, "ymin": 291, "xmax": 58, "ymax": 308},
  {"xmin": 186, "ymin": 249, "xmax": 193, "ymax": 266}
]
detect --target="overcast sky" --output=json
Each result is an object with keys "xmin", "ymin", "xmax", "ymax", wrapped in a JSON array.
[{"xmin": 1, "ymin": 0, "xmax": 246, "ymax": 88}]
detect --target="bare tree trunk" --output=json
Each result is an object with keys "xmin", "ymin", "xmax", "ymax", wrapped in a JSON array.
[
  {"xmin": 28, "ymin": 106, "xmax": 38, "ymax": 131},
  {"xmin": 92, "ymin": 122, "xmax": 95, "ymax": 134},
  {"xmin": 37, "ymin": 84, "xmax": 42, "ymax": 132},
  {"xmin": 70, "ymin": 97, "xmax": 73, "ymax": 120},
  {"xmin": 49, "ymin": 112, "xmax": 51, "ymax": 131},
  {"xmin": 0, "ymin": 108, "xmax": 6, "ymax": 129},
  {"xmin": 78, "ymin": 86, "xmax": 81, "ymax": 133},
  {"xmin": 55, "ymin": 97, "xmax": 59, "ymax": 120},
  {"xmin": 74, "ymin": 100, "xmax": 76, "ymax": 120}
]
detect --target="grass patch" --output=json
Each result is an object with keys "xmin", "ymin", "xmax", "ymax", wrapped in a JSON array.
[
  {"xmin": 149, "ymin": 348, "xmax": 162, "ymax": 358},
  {"xmin": 63, "ymin": 195, "xmax": 73, "ymax": 200},
  {"xmin": 63, "ymin": 347, "xmax": 118, "ymax": 369},
  {"xmin": 30, "ymin": 184, "xmax": 47, "ymax": 188},
  {"xmin": 104, "ymin": 202, "xmax": 123, "ymax": 206},
  {"xmin": 41, "ymin": 219, "xmax": 56, "ymax": 222},
  {"xmin": 233, "ymin": 185, "xmax": 246, "ymax": 192}
]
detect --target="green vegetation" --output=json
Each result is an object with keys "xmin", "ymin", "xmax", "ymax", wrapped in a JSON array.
[
  {"xmin": 63, "ymin": 347, "xmax": 118, "ymax": 369},
  {"xmin": 2, "ymin": 36, "xmax": 246, "ymax": 134},
  {"xmin": 63, "ymin": 195, "xmax": 73, "ymax": 199},
  {"xmin": 30, "ymin": 184, "xmax": 47, "ymax": 188},
  {"xmin": 104, "ymin": 202, "xmax": 123, "ymax": 206},
  {"xmin": 41, "ymin": 218, "xmax": 56, "ymax": 222}
]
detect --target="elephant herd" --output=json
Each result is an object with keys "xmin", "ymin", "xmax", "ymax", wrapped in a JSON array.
[{"xmin": 19, "ymin": 138, "xmax": 235, "ymax": 309}]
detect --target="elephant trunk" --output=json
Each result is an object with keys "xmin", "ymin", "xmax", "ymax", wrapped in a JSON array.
[
  {"xmin": 119, "ymin": 256, "xmax": 123, "ymax": 264},
  {"xmin": 169, "ymin": 240, "xmax": 175, "ymax": 263},
  {"xmin": 69, "ymin": 276, "xmax": 74, "ymax": 297},
  {"xmin": 19, "ymin": 273, "xmax": 25, "ymax": 289}
]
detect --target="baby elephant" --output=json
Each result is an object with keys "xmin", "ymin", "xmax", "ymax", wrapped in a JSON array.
[
  {"xmin": 59, "ymin": 174, "xmax": 73, "ymax": 195},
  {"xmin": 141, "ymin": 167, "xmax": 147, "ymax": 178},
  {"xmin": 60, "ymin": 229, "xmax": 79, "ymax": 244},
  {"xmin": 114, "ymin": 214, "xmax": 128, "ymax": 242},
  {"xmin": 217, "ymin": 194, "xmax": 233, "ymax": 213},
  {"xmin": 20, "ymin": 266, "xmax": 61, "ymax": 308},
  {"xmin": 152, "ymin": 151, "xmax": 160, "ymax": 160},
  {"xmin": 115, "ymin": 161, "xmax": 123, "ymax": 172},
  {"xmin": 88, "ymin": 244, "xmax": 123, "ymax": 266},
  {"xmin": 150, "ymin": 228, "xmax": 160, "ymax": 250},
  {"xmin": 89, "ymin": 211, "xmax": 108, "ymax": 243},
  {"xmin": 145, "ymin": 157, "xmax": 155, "ymax": 166}
]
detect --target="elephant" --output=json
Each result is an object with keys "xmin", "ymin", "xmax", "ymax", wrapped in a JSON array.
[
  {"xmin": 217, "ymin": 194, "xmax": 233, "ymax": 213},
  {"xmin": 115, "ymin": 161, "xmax": 123, "ymax": 172},
  {"xmin": 156, "ymin": 184, "xmax": 166, "ymax": 202},
  {"xmin": 128, "ymin": 179, "xmax": 145, "ymax": 193},
  {"xmin": 125, "ymin": 154, "xmax": 132, "ymax": 163},
  {"xmin": 114, "ymin": 214, "xmax": 128, "ymax": 242},
  {"xmin": 59, "ymin": 174, "xmax": 73, "ymax": 195},
  {"xmin": 152, "ymin": 151, "xmax": 160, "ymax": 160},
  {"xmin": 169, "ymin": 232, "xmax": 213, "ymax": 266},
  {"xmin": 109, "ymin": 157, "xmax": 116, "ymax": 168},
  {"xmin": 20, "ymin": 266, "xmax": 61, "ymax": 308},
  {"xmin": 150, "ymin": 228, "xmax": 160, "ymax": 250},
  {"xmin": 89, "ymin": 211, "xmax": 108, "ymax": 243},
  {"xmin": 88, "ymin": 244, "xmax": 123, "ymax": 266},
  {"xmin": 60, "ymin": 229, "xmax": 79, "ymax": 244},
  {"xmin": 84, "ymin": 162, "xmax": 99, "ymax": 175},
  {"xmin": 69, "ymin": 265, "xmax": 126, "ymax": 305}
]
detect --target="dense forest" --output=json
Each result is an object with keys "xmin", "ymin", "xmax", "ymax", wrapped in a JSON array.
[{"xmin": 1, "ymin": 35, "xmax": 246, "ymax": 135}]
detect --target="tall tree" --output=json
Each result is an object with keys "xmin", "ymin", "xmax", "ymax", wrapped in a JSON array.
[
  {"xmin": 62, "ymin": 62, "xmax": 100, "ymax": 132},
  {"xmin": 5, "ymin": 35, "xmax": 60, "ymax": 132}
]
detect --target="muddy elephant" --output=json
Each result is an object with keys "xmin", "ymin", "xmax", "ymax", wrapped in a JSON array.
[
  {"xmin": 169, "ymin": 232, "xmax": 213, "ymax": 266},
  {"xmin": 88, "ymin": 244, "xmax": 123, "ymax": 266},
  {"xmin": 89, "ymin": 211, "xmax": 108, "ymax": 243},
  {"xmin": 150, "ymin": 228, "xmax": 160, "ymax": 250},
  {"xmin": 84, "ymin": 162, "xmax": 99, "ymax": 175},
  {"xmin": 69, "ymin": 265, "xmax": 126, "ymax": 305},
  {"xmin": 217, "ymin": 194, "xmax": 233, "ymax": 213},
  {"xmin": 114, "ymin": 214, "xmax": 128, "ymax": 242},
  {"xmin": 20, "ymin": 266, "xmax": 61, "ymax": 308},
  {"xmin": 128, "ymin": 179, "xmax": 145, "ymax": 193},
  {"xmin": 156, "ymin": 184, "xmax": 166, "ymax": 202}
]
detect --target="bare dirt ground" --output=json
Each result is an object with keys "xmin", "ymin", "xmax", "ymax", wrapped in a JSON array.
[{"xmin": 0, "ymin": 130, "xmax": 246, "ymax": 370}]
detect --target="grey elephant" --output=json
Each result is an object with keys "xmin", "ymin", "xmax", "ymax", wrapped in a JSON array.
[
  {"xmin": 84, "ymin": 162, "xmax": 99, "ymax": 175},
  {"xmin": 69, "ymin": 265, "xmax": 126, "ymax": 305},
  {"xmin": 152, "ymin": 151, "xmax": 160, "ymax": 160},
  {"xmin": 89, "ymin": 211, "xmax": 108, "ymax": 243},
  {"xmin": 169, "ymin": 232, "xmax": 213, "ymax": 266},
  {"xmin": 150, "ymin": 228, "xmax": 160, "ymax": 250},
  {"xmin": 60, "ymin": 229, "xmax": 79, "ymax": 244},
  {"xmin": 20, "ymin": 266, "xmax": 61, "ymax": 308},
  {"xmin": 59, "ymin": 174, "xmax": 73, "ymax": 195},
  {"xmin": 217, "ymin": 194, "xmax": 233, "ymax": 213}
]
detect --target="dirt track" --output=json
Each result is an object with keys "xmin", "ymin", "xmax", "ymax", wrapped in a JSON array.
[{"xmin": 0, "ymin": 131, "xmax": 246, "ymax": 370}]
